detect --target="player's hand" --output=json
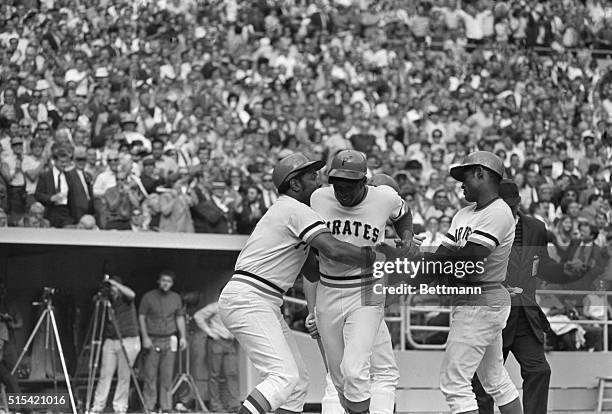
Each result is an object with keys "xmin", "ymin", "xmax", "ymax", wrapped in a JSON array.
[
  {"xmin": 179, "ymin": 337, "xmax": 187, "ymax": 351},
  {"xmin": 142, "ymin": 336, "xmax": 153, "ymax": 350},
  {"xmin": 564, "ymin": 259, "xmax": 585, "ymax": 278},
  {"xmin": 506, "ymin": 286, "xmax": 523, "ymax": 297},
  {"xmin": 305, "ymin": 313, "xmax": 319, "ymax": 339}
]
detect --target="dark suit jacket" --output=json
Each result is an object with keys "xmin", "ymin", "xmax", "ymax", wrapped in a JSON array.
[
  {"xmin": 309, "ymin": 12, "xmax": 335, "ymax": 33},
  {"xmin": 190, "ymin": 188, "xmax": 230, "ymax": 234},
  {"xmin": 557, "ymin": 240, "xmax": 607, "ymax": 291},
  {"xmin": 34, "ymin": 169, "xmax": 74, "ymax": 227},
  {"xmin": 66, "ymin": 169, "xmax": 93, "ymax": 222},
  {"xmin": 503, "ymin": 213, "xmax": 577, "ymax": 344}
]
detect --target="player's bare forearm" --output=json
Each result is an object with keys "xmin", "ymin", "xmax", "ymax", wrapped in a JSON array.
[
  {"xmin": 177, "ymin": 315, "xmax": 187, "ymax": 340},
  {"xmin": 393, "ymin": 209, "xmax": 414, "ymax": 244},
  {"xmin": 303, "ymin": 277, "xmax": 318, "ymax": 313}
]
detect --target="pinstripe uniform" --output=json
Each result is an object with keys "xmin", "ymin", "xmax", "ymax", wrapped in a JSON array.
[
  {"xmin": 218, "ymin": 195, "xmax": 330, "ymax": 413},
  {"xmin": 438, "ymin": 197, "xmax": 520, "ymax": 413},
  {"xmin": 311, "ymin": 185, "xmax": 406, "ymax": 412}
]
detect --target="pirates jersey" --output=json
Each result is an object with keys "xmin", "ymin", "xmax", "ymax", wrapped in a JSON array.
[
  {"xmin": 441, "ymin": 197, "xmax": 515, "ymax": 283},
  {"xmin": 311, "ymin": 185, "xmax": 407, "ymax": 278}
]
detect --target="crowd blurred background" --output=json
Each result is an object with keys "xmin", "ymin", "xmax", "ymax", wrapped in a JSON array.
[{"xmin": 2, "ymin": 0, "xmax": 612, "ymax": 292}]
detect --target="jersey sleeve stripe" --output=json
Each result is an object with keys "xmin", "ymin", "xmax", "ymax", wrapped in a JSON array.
[
  {"xmin": 299, "ymin": 221, "xmax": 326, "ymax": 240},
  {"xmin": 303, "ymin": 227, "xmax": 330, "ymax": 244},
  {"xmin": 468, "ymin": 233, "xmax": 496, "ymax": 249},
  {"xmin": 390, "ymin": 200, "xmax": 408, "ymax": 221},
  {"xmin": 472, "ymin": 230, "xmax": 499, "ymax": 246},
  {"xmin": 445, "ymin": 232, "xmax": 456, "ymax": 242}
]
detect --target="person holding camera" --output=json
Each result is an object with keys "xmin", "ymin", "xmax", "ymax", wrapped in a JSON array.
[
  {"xmin": 103, "ymin": 171, "xmax": 141, "ymax": 230},
  {"xmin": 91, "ymin": 276, "xmax": 141, "ymax": 414},
  {"xmin": 139, "ymin": 270, "xmax": 187, "ymax": 413}
]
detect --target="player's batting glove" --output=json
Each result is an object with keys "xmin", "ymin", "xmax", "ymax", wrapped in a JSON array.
[{"xmin": 305, "ymin": 313, "xmax": 320, "ymax": 339}]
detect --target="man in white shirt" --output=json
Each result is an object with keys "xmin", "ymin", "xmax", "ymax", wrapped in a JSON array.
[{"xmin": 258, "ymin": 173, "xmax": 278, "ymax": 210}]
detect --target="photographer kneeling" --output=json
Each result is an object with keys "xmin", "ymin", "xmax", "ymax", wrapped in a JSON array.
[{"xmin": 91, "ymin": 277, "xmax": 141, "ymax": 414}]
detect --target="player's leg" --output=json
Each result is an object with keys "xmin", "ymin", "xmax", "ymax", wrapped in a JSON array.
[
  {"xmin": 277, "ymin": 316, "xmax": 310, "ymax": 414},
  {"xmin": 341, "ymin": 296, "xmax": 385, "ymax": 414},
  {"xmin": 475, "ymin": 306, "xmax": 521, "ymax": 414},
  {"xmin": 315, "ymin": 285, "xmax": 347, "ymax": 407},
  {"xmin": 219, "ymin": 292, "xmax": 303, "ymax": 414},
  {"xmin": 370, "ymin": 321, "xmax": 399, "ymax": 414},
  {"xmin": 440, "ymin": 306, "xmax": 491, "ymax": 414},
  {"xmin": 322, "ymin": 373, "xmax": 345, "ymax": 414}
]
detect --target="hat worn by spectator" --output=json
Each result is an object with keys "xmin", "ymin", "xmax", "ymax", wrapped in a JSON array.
[
  {"xmin": 212, "ymin": 181, "xmax": 227, "ymax": 189},
  {"xmin": 11, "ymin": 137, "xmax": 24, "ymax": 146},
  {"xmin": 143, "ymin": 158, "xmax": 155, "ymax": 166},
  {"xmin": 35, "ymin": 80, "xmax": 50, "ymax": 91},
  {"xmin": 120, "ymin": 113, "xmax": 137, "ymax": 125}
]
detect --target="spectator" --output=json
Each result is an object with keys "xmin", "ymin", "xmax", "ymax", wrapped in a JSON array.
[
  {"xmin": 34, "ymin": 147, "xmax": 74, "ymax": 228},
  {"xmin": 139, "ymin": 270, "xmax": 187, "ymax": 413},
  {"xmin": 103, "ymin": 172, "xmax": 140, "ymax": 231},
  {"xmin": 234, "ymin": 186, "xmax": 266, "ymax": 235},
  {"xmin": 67, "ymin": 146, "xmax": 94, "ymax": 223},
  {"xmin": 141, "ymin": 158, "xmax": 163, "ymax": 195},
  {"xmin": 77, "ymin": 214, "xmax": 99, "ymax": 230},
  {"xmin": 21, "ymin": 138, "xmax": 48, "ymax": 209},
  {"xmin": 419, "ymin": 216, "xmax": 445, "ymax": 253},
  {"xmin": 17, "ymin": 202, "xmax": 50, "ymax": 228},
  {"xmin": 1, "ymin": 136, "xmax": 26, "ymax": 224},
  {"xmin": 90, "ymin": 277, "xmax": 140, "ymax": 414},
  {"xmin": 159, "ymin": 186, "xmax": 196, "ymax": 233}
]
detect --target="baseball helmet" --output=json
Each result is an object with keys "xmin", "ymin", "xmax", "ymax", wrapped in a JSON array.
[
  {"xmin": 272, "ymin": 152, "xmax": 325, "ymax": 190},
  {"xmin": 370, "ymin": 173, "xmax": 400, "ymax": 192},
  {"xmin": 328, "ymin": 150, "xmax": 367, "ymax": 180},
  {"xmin": 450, "ymin": 151, "xmax": 505, "ymax": 182}
]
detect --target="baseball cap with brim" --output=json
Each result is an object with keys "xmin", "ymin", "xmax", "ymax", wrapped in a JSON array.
[
  {"xmin": 450, "ymin": 151, "xmax": 505, "ymax": 182},
  {"xmin": 499, "ymin": 179, "xmax": 521, "ymax": 206}
]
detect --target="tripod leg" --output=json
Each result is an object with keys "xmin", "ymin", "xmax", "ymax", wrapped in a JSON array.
[
  {"xmin": 49, "ymin": 308, "xmax": 78, "ymax": 414},
  {"xmin": 86, "ymin": 301, "xmax": 107, "ymax": 412},
  {"xmin": 11, "ymin": 308, "xmax": 48, "ymax": 376},
  {"xmin": 187, "ymin": 375, "xmax": 209, "ymax": 412}
]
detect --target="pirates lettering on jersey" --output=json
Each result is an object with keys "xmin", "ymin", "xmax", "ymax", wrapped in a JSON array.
[
  {"xmin": 326, "ymin": 220, "xmax": 380, "ymax": 243},
  {"xmin": 454, "ymin": 226, "xmax": 473, "ymax": 244}
]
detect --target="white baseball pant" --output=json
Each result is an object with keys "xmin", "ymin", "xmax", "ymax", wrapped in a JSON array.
[
  {"xmin": 440, "ymin": 305, "xmax": 519, "ymax": 414},
  {"xmin": 315, "ymin": 283, "xmax": 385, "ymax": 412},
  {"xmin": 322, "ymin": 321, "xmax": 399, "ymax": 414},
  {"xmin": 219, "ymin": 283, "xmax": 309, "ymax": 412}
]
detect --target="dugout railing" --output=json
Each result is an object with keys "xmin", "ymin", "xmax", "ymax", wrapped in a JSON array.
[
  {"xmin": 398, "ymin": 289, "xmax": 612, "ymax": 351},
  {"xmin": 285, "ymin": 290, "xmax": 612, "ymax": 352}
]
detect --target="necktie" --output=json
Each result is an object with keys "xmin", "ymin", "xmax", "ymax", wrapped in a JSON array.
[
  {"xmin": 57, "ymin": 172, "xmax": 62, "ymax": 192},
  {"xmin": 532, "ymin": 187, "xmax": 539, "ymax": 203}
]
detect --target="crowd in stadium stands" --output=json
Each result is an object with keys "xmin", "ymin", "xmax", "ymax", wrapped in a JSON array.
[{"xmin": 1, "ymin": 0, "xmax": 612, "ymax": 293}]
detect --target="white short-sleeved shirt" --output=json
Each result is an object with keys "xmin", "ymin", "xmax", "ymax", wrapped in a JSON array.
[
  {"xmin": 441, "ymin": 197, "xmax": 515, "ymax": 283},
  {"xmin": 233, "ymin": 195, "xmax": 330, "ymax": 294},
  {"xmin": 311, "ymin": 185, "xmax": 407, "ymax": 279}
]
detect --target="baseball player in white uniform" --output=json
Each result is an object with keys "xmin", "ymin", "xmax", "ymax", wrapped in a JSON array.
[
  {"xmin": 303, "ymin": 173, "xmax": 414, "ymax": 414},
  {"xmin": 218, "ymin": 153, "xmax": 405, "ymax": 414},
  {"xmin": 409, "ymin": 151, "xmax": 523, "ymax": 414},
  {"xmin": 305, "ymin": 151, "xmax": 417, "ymax": 414}
]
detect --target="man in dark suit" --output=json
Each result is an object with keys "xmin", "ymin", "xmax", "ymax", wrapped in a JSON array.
[
  {"xmin": 66, "ymin": 146, "xmax": 94, "ymax": 223},
  {"xmin": 472, "ymin": 179, "xmax": 585, "ymax": 414},
  {"xmin": 34, "ymin": 147, "xmax": 74, "ymax": 228}
]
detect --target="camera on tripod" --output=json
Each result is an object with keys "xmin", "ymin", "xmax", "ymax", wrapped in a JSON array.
[
  {"xmin": 96, "ymin": 275, "xmax": 113, "ymax": 300},
  {"xmin": 38, "ymin": 286, "xmax": 58, "ymax": 305}
]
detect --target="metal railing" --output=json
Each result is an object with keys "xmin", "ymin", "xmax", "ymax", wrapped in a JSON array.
[
  {"xmin": 399, "ymin": 289, "xmax": 612, "ymax": 351},
  {"xmin": 285, "ymin": 289, "xmax": 612, "ymax": 351}
]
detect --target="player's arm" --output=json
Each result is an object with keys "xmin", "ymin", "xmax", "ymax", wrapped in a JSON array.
[
  {"xmin": 385, "ymin": 185, "xmax": 414, "ymax": 244},
  {"xmin": 309, "ymin": 232, "xmax": 388, "ymax": 268},
  {"xmin": 301, "ymin": 249, "xmax": 320, "ymax": 313}
]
